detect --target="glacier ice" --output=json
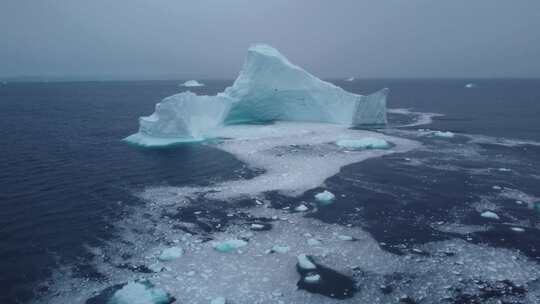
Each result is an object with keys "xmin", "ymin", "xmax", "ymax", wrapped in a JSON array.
[
  {"xmin": 125, "ymin": 44, "xmax": 388, "ymax": 146},
  {"xmin": 181, "ymin": 80, "xmax": 205, "ymax": 87}
]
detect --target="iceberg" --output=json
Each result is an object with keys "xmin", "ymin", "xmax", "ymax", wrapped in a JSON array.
[
  {"xmin": 125, "ymin": 44, "xmax": 388, "ymax": 145},
  {"xmin": 345, "ymin": 77, "xmax": 355, "ymax": 82},
  {"xmin": 181, "ymin": 80, "xmax": 205, "ymax": 87}
]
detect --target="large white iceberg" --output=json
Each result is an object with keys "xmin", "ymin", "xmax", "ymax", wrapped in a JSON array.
[{"xmin": 125, "ymin": 44, "xmax": 388, "ymax": 146}]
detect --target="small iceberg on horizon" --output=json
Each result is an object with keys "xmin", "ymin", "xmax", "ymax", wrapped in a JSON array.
[
  {"xmin": 180, "ymin": 80, "xmax": 205, "ymax": 87},
  {"xmin": 125, "ymin": 44, "xmax": 388, "ymax": 147},
  {"xmin": 345, "ymin": 76, "xmax": 355, "ymax": 82},
  {"xmin": 465, "ymin": 83, "xmax": 477, "ymax": 88}
]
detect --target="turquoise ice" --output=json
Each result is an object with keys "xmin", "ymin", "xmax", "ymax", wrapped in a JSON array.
[{"xmin": 125, "ymin": 44, "xmax": 388, "ymax": 146}]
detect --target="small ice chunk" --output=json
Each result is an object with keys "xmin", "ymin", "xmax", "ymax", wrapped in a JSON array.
[
  {"xmin": 337, "ymin": 235, "xmax": 354, "ymax": 241},
  {"xmin": 480, "ymin": 211, "xmax": 500, "ymax": 220},
  {"xmin": 511, "ymin": 227, "xmax": 525, "ymax": 232},
  {"xmin": 109, "ymin": 281, "xmax": 173, "ymax": 304},
  {"xmin": 307, "ymin": 238, "xmax": 322, "ymax": 246},
  {"xmin": 295, "ymin": 204, "xmax": 309, "ymax": 212},
  {"xmin": 213, "ymin": 239, "xmax": 248, "ymax": 253},
  {"xmin": 181, "ymin": 80, "xmax": 204, "ymax": 87},
  {"xmin": 271, "ymin": 245, "xmax": 290, "ymax": 253},
  {"xmin": 498, "ymin": 168, "xmax": 511, "ymax": 172},
  {"xmin": 158, "ymin": 246, "xmax": 183, "ymax": 261},
  {"xmin": 297, "ymin": 254, "xmax": 317, "ymax": 270},
  {"xmin": 345, "ymin": 77, "xmax": 355, "ymax": 82},
  {"xmin": 492, "ymin": 185, "xmax": 502, "ymax": 190},
  {"xmin": 465, "ymin": 83, "xmax": 477, "ymax": 88},
  {"xmin": 315, "ymin": 190, "xmax": 335, "ymax": 205},
  {"xmin": 210, "ymin": 297, "xmax": 226, "ymax": 304},
  {"xmin": 304, "ymin": 273, "xmax": 321, "ymax": 284},
  {"xmin": 148, "ymin": 263, "xmax": 164, "ymax": 273},
  {"xmin": 336, "ymin": 138, "xmax": 391, "ymax": 150},
  {"xmin": 432, "ymin": 131, "xmax": 455, "ymax": 138},
  {"xmin": 250, "ymin": 223, "xmax": 265, "ymax": 230}
]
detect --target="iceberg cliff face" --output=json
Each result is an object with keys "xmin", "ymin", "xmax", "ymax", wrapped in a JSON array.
[{"xmin": 125, "ymin": 44, "xmax": 387, "ymax": 145}]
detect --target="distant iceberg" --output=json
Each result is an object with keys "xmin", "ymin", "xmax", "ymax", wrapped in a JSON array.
[
  {"xmin": 345, "ymin": 77, "xmax": 355, "ymax": 82},
  {"xmin": 126, "ymin": 44, "xmax": 388, "ymax": 145},
  {"xmin": 181, "ymin": 80, "xmax": 205, "ymax": 87},
  {"xmin": 465, "ymin": 83, "xmax": 477, "ymax": 88}
]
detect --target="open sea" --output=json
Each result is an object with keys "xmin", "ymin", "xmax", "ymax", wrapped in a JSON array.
[{"xmin": 1, "ymin": 79, "xmax": 540, "ymax": 303}]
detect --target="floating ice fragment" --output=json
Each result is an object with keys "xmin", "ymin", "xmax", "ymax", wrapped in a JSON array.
[
  {"xmin": 295, "ymin": 204, "xmax": 309, "ymax": 212},
  {"xmin": 465, "ymin": 83, "xmax": 477, "ymax": 88},
  {"xmin": 345, "ymin": 77, "xmax": 355, "ymax": 82},
  {"xmin": 432, "ymin": 131, "xmax": 455, "ymax": 138},
  {"xmin": 270, "ymin": 245, "xmax": 290, "ymax": 253},
  {"xmin": 213, "ymin": 239, "xmax": 248, "ymax": 253},
  {"xmin": 304, "ymin": 273, "xmax": 321, "ymax": 284},
  {"xmin": 181, "ymin": 80, "xmax": 205, "ymax": 87},
  {"xmin": 335, "ymin": 138, "xmax": 391, "ymax": 150},
  {"xmin": 337, "ymin": 235, "xmax": 354, "ymax": 241},
  {"xmin": 511, "ymin": 227, "xmax": 525, "ymax": 232},
  {"xmin": 493, "ymin": 185, "xmax": 502, "ymax": 190},
  {"xmin": 109, "ymin": 281, "xmax": 174, "ymax": 304},
  {"xmin": 480, "ymin": 211, "xmax": 500, "ymax": 220},
  {"xmin": 158, "ymin": 246, "xmax": 183, "ymax": 261},
  {"xmin": 210, "ymin": 296, "xmax": 226, "ymax": 304},
  {"xmin": 126, "ymin": 44, "xmax": 388, "ymax": 145},
  {"xmin": 307, "ymin": 238, "xmax": 322, "ymax": 246},
  {"xmin": 297, "ymin": 254, "xmax": 317, "ymax": 270},
  {"xmin": 498, "ymin": 168, "xmax": 512, "ymax": 172},
  {"xmin": 315, "ymin": 190, "xmax": 335, "ymax": 205},
  {"xmin": 250, "ymin": 223, "xmax": 265, "ymax": 230}
]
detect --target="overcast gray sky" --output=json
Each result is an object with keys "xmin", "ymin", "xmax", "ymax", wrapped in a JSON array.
[{"xmin": 1, "ymin": 0, "xmax": 540, "ymax": 79}]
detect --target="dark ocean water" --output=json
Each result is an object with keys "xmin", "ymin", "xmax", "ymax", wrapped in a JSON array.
[{"xmin": 1, "ymin": 79, "xmax": 540, "ymax": 303}]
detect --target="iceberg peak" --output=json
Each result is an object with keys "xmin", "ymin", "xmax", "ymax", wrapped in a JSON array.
[{"xmin": 125, "ymin": 44, "xmax": 388, "ymax": 146}]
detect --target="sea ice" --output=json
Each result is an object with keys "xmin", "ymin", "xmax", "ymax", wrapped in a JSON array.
[
  {"xmin": 315, "ymin": 190, "xmax": 335, "ymax": 205},
  {"xmin": 108, "ymin": 281, "xmax": 173, "ymax": 304},
  {"xmin": 336, "ymin": 138, "xmax": 391, "ymax": 149},
  {"xmin": 295, "ymin": 204, "xmax": 309, "ymax": 212},
  {"xmin": 181, "ymin": 80, "xmax": 205, "ymax": 87},
  {"xmin": 212, "ymin": 239, "xmax": 248, "ymax": 253},
  {"xmin": 480, "ymin": 211, "xmax": 500, "ymax": 220},
  {"xmin": 158, "ymin": 246, "xmax": 183, "ymax": 261},
  {"xmin": 297, "ymin": 254, "xmax": 317, "ymax": 270},
  {"xmin": 304, "ymin": 274, "xmax": 321, "ymax": 284},
  {"xmin": 126, "ymin": 44, "xmax": 388, "ymax": 145},
  {"xmin": 432, "ymin": 131, "xmax": 455, "ymax": 138},
  {"xmin": 210, "ymin": 296, "xmax": 226, "ymax": 304},
  {"xmin": 270, "ymin": 245, "xmax": 290, "ymax": 254}
]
